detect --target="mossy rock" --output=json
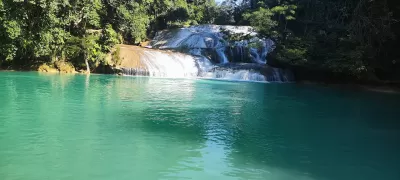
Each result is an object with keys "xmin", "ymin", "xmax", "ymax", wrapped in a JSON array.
[
  {"xmin": 54, "ymin": 61, "xmax": 76, "ymax": 73},
  {"xmin": 38, "ymin": 63, "xmax": 58, "ymax": 73}
]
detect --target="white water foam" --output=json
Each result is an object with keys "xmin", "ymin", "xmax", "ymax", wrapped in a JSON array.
[
  {"xmin": 201, "ymin": 70, "xmax": 266, "ymax": 82},
  {"xmin": 121, "ymin": 49, "xmax": 199, "ymax": 78}
]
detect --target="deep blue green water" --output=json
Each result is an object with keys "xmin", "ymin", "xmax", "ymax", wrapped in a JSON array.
[{"xmin": 0, "ymin": 72, "xmax": 399, "ymax": 180}]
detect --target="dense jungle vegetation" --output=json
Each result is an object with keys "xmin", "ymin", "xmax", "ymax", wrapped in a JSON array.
[{"xmin": 1, "ymin": 0, "xmax": 399, "ymax": 83}]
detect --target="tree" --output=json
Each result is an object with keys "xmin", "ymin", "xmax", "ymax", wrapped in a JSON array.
[
  {"xmin": 238, "ymin": 0, "xmax": 399, "ymax": 81},
  {"xmin": 82, "ymin": 34, "xmax": 103, "ymax": 73},
  {"xmin": 243, "ymin": 7, "xmax": 277, "ymax": 36}
]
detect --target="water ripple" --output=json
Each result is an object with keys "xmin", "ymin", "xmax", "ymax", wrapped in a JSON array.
[{"xmin": 0, "ymin": 72, "xmax": 399, "ymax": 180}]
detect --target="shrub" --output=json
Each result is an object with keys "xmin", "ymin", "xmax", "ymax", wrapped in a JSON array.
[{"xmin": 112, "ymin": 46, "xmax": 122, "ymax": 66}]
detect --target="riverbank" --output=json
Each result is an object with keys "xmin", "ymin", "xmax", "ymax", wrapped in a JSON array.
[
  {"xmin": 271, "ymin": 62, "xmax": 400, "ymax": 93},
  {"xmin": 1, "ymin": 61, "xmax": 88, "ymax": 74},
  {"xmin": 298, "ymin": 80, "xmax": 400, "ymax": 94}
]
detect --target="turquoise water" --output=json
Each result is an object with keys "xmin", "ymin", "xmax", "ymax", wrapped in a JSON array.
[{"xmin": 0, "ymin": 72, "xmax": 399, "ymax": 180}]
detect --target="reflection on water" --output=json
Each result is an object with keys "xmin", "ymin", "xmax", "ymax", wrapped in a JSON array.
[{"xmin": 0, "ymin": 72, "xmax": 399, "ymax": 180}]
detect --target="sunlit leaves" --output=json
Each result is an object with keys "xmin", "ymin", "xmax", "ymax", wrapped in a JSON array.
[
  {"xmin": 271, "ymin": 5, "xmax": 297, "ymax": 20},
  {"xmin": 3, "ymin": 20, "xmax": 21, "ymax": 39},
  {"xmin": 243, "ymin": 7, "xmax": 277, "ymax": 36},
  {"xmin": 0, "ymin": 0, "xmax": 221, "ymax": 68}
]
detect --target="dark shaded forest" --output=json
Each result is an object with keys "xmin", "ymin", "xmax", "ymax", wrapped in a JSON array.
[{"xmin": 1, "ymin": 0, "xmax": 399, "ymax": 83}]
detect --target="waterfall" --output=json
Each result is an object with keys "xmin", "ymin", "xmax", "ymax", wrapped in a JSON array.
[
  {"xmin": 120, "ymin": 47, "xmax": 199, "ymax": 78},
  {"xmin": 265, "ymin": 68, "xmax": 294, "ymax": 82},
  {"xmin": 216, "ymin": 47, "xmax": 229, "ymax": 64},
  {"xmin": 235, "ymin": 38, "xmax": 275, "ymax": 64},
  {"xmin": 118, "ymin": 46, "xmax": 292, "ymax": 82},
  {"xmin": 116, "ymin": 25, "xmax": 292, "ymax": 82},
  {"xmin": 150, "ymin": 25, "xmax": 277, "ymax": 65},
  {"xmin": 202, "ymin": 70, "xmax": 266, "ymax": 82},
  {"xmin": 151, "ymin": 25, "xmax": 242, "ymax": 64}
]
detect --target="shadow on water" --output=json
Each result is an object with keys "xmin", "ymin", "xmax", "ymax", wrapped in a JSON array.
[{"xmin": 225, "ymin": 84, "xmax": 400, "ymax": 180}]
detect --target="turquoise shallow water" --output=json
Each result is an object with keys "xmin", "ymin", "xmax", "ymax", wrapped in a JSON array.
[{"xmin": 0, "ymin": 72, "xmax": 399, "ymax": 180}]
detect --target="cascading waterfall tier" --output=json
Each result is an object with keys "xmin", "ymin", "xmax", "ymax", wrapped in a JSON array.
[
  {"xmin": 150, "ymin": 25, "xmax": 275, "ymax": 64},
  {"xmin": 116, "ymin": 45, "xmax": 292, "ymax": 82},
  {"xmin": 118, "ymin": 45, "xmax": 201, "ymax": 78},
  {"xmin": 114, "ymin": 25, "xmax": 292, "ymax": 82},
  {"xmin": 204, "ymin": 63, "xmax": 293, "ymax": 82}
]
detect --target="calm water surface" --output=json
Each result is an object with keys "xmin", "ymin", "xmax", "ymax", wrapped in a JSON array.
[{"xmin": 0, "ymin": 72, "xmax": 399, "ymax": 180}]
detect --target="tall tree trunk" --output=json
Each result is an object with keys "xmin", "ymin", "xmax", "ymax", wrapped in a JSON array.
[
  {"xmin": 284, "ymin": 20, "xmax": 288, "ymax": 32},
  {"xmin": 84, "ymin": 53, "xmax": 90, "ymax": 74},
  {"xmin": 85, "ymin": 58, "xmax": 90, "ymax": 73}
]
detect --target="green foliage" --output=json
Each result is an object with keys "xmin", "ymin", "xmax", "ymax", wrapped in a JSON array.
[
  {"xmin": 221, "ymin": 28, "xmax": 253, "ymax": 42},
  {"xmin": 112, "ymin": 46, "xmax": 122, "ymax": 66},
  {"xmin": 320, "ymin": 39, "xmax": 369, "ymax": 78},
  {"xmin": 238, "ymin": 0, "xmax": 399, "ymax": 81},
  {"xmin": 271, "ymin": 5, "xmax": 297, "ymax": 21},
  {"xmin": 276, "ymin": 35, "xmax": 310, "ymax": 65},
  {"xmin": 55, "ymin": 61, "xmax": 75, "ymax": 73},
  {"xmin": 248, "ymin": 41, "xmax": 264, "ymax": 49},
  {"xmin": 101, "ymin": 24, "xmax": 120, "ymax": 52},
  {"xmin": 83, "ymin": 34, "xmax": 104, "ymax": 64},
  {"xmin": 63, "ymin": 33, "xmax": 105, "ymax": 71},
  {"xmin": 0, "ymin": 0, "xmax": 205, "ymax": 67},
  {"xmin": 2, "ymin": 0, "xmax": 395, "ymax": 81},
  {"xmin": 113, "ymin": 1, "xmax": 150, "ymax": 43},
  {"xmin": 243, "ymin": 8, "xmax": 277, "ymax": 36},
  {"xmin": 64, "ymin": 36, "xmax": 83, "ymax": 61},
  {"xmin": 0, "ymin": 44, "xmax": 17, "ymax": 62},
  {"xmin": 1, "ymin": 0, "xmax": 221, "ymax": 69},
  {"xmin": 3, "ymin": 20, "xmax": 21, "ymax": 39}
]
